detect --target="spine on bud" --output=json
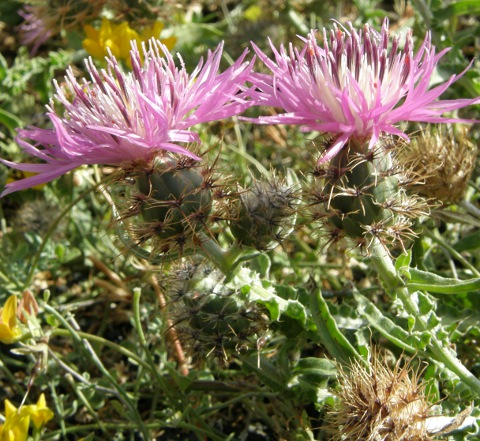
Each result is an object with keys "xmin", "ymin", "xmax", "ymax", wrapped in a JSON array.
[
  {"xmin": 117, "ymin": 158, "xmax": 213, "ymax": 254},
  {"xmin": 229, "ymin": 171, "xmax": 298, "ymax": 250}
]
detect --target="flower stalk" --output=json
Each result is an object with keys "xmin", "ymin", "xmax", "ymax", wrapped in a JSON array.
[{"xmin": 370, "ymin": 239, "xmax": 480, "ymax": 398}]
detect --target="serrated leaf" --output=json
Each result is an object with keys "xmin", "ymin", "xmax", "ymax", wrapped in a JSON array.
[{"xmin": 228, "ymin": 267, "xmax": 307, "ymax": 323}]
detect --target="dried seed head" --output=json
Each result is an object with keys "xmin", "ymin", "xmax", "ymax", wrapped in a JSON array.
[
  {"xmin": 397, "ymin": 125, "xmax": 477, "ymax": 205},
  {"xmin": 327, "ymin": 351, "xmax": 433, "ymax": 441}
]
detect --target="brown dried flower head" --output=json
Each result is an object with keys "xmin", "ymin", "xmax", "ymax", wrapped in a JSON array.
[
  {"xmin": 397, "ymin": 125, "xmax": 477, "ymax": 205},
  {"xmin": 327, "ymin": 351, "xmax": 433, "ymax": 441}
]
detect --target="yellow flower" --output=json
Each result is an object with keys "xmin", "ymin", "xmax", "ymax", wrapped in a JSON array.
[
  {"xmin": 0, "ymin": 395, "xmax": 54, "ymax": 440},
  {"xmin": 0, "ymin": 400, "xmax": 30, "ymax": 441},
  {"xmin": 0, "ymin": 296, "xmax": 22, "ymax": 344},
  {"xmin": 83, "ymin": 18, "xmax": 138, "ymax": 61},
  {"xmin": 6, "ymin": 171, "xmax": 46, "ymax": 191},
  {"xmin": 83, "ymin": 19, "xmax": 176, "ymax": 65},
  {"xmin": 22, "ymin": 394, "xmax": 54, "ymax": 429}
]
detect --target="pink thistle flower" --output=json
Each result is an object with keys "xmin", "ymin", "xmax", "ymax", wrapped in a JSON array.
[
  {"xmin": 249, "ymin": 18, "xmax": 479, "ymax": 163},
  {"xmin": 1, "ymin": 40, "xmax": 253, "ymax": 196},
  {"xmin": 18, "ymin": 5, "xmax": 54, "ymax": 55}
]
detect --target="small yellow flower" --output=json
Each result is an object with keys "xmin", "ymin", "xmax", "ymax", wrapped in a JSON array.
[
  {"xmin": 23, "ymin": 394, "xmax": 54, "ymax": 429},
  {"xmin": 6, "ymin": 171, "xmax": 46, "ymax": 191},
  {"xmin": 83, "ymin": 18, "xmax": 138, "ymax": 61},
  {"xmin": 0, "ymin": 296, "xmax": 22, "ymax": 344},
  {"xmin": 0, "ymin": 400, "xmax": 30, "ymax": 441},
  {"xmin": 83, "ymin": 19, "xmax": 176, "ymax": 65}
]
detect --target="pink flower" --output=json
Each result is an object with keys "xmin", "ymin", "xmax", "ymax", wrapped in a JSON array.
[
  {"xmin": 2, "ymin": 40, "xmax": 253, "ymax": 196},
  {"xmin": 18, "ymin": 5, "xmax": 54, "ymax": 55},
  {"xmin": 249, "ymin": 18, "xmax": 479, "ymax": 163}
]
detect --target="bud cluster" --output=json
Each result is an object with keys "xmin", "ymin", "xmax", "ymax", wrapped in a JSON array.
[
  {"xmin": 164, "ymin": 261, "xmax": 269, "ymax": 363},
  {"xmin": 307, "ymin": 139, "xmax": 430, "ymax": 252}
]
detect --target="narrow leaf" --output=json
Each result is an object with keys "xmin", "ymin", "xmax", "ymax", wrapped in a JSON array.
[{"xmin": 407, "ymin": 269, "xmax": 480, "ymax": 294}]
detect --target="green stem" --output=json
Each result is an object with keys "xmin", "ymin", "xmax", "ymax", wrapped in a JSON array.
[
  {"xmin": 132, "ymin": 288, "xmax": 175, "ymax": 402},
  {"xmin": 43, "ymin": 303, "xmax": 150, "ymax": 440},
  {"xmin": 425, "ymin": 228, "xmax": 480, "ymax": 277},
  {"xmin": 370, "ymin": 239, "xmax": 480, "ymax": 398},
  {"xmin": 49, "ymin": 329, "xmax": 150, "ymax": 370},
  {"xmin": 25, "ymin": 179, "xmax": 111, "ymax": 289},
  {"xmin": 198, "ymin": 233, "xmax": 244, "ymax": 277}
]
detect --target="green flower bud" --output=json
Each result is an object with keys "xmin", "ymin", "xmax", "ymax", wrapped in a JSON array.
[
  {"xmin": 133, "ymin": 160, "xmax": 213, "ymax": 239},
  {"xmin": 326, "ymin": 145, "xmax": 398, "ymax": 238},
  {"xmin": 230, "ymin": 170, "xmax": 298, "ymax": 250}
]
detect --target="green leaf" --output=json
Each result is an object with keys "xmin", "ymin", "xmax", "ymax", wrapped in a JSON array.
[
  {"xmin": 436, "ymin": 0, "xmax": 480, "ymax": 19},
  {"xmin": 395, "ymin": 251, "xmax": 411, "ymax": 272},
  {"xmin": 229, "ymin": 267, "xmax": 307, "ymax": 323},
  {"xmin": 354, "ymin": 292, "xmax": 416, "ymax": 352},
  {"xmin": 454, "ymin": 229, "xmax": 480, "ymax": 252},
  {"xmin": 310, "ymin": 289, "xmax": 365, "ymax": 366},
  {"xmin": 0, "ymin": 108, "xmax": 22, "ymax": 135},
  {"xmin": 292, "ymin": 358, "xmax": 337, "ymax": 378},
  {"xmin": 406, "ymin": 269, "xmax": 480, "ymax": 294}
]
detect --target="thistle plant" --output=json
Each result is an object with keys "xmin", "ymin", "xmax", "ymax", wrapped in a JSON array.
[
  {"xmin": 397, "ymin": 125, "xmax": 478, "ymax": 205},
  {"xmin": 164, "ymin": 261, "xmax": 269, "ymax": 362},
  {"xmin": 1, "ymin": 7, "xmax": 480, "ymax": 440},
  {"xmin": 247, "ymin": 13, "xmax": 480, "ymax": 409},
  {"xmin": 248, "ymin": 17, "xmax": 479, "ymax": 163},
  {"xmin": 230, "ymin": 172, "xmax": 298, "ymax": 250},
  {"xmin": 307, "ymin": 139, "xmax": 430, "ymax": 252}
]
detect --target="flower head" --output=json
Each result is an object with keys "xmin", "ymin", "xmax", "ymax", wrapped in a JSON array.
[
  {"xmin": 0, "ymin": 296, "xmax": 22, "ymax": 344},
  {"xmin": 0, "ymin": 400, "xmax": 30, "ymax": 441},
  {"xmin": 83, "ymin": 19, "xmax": 176, "ymax": 65},
  {"xmin": 18, "ymin": 5, "xmax": 54, "ymax": 55},
  {"xmin": 23, "ymin": 394, "xmax": 54, "ymax": 429},
  {"xmin": 327, "ymin": 351, "xmax": 432, "ymax": 440},
  {"xmin": 1, "ymin": 40, "xmax": 253, "ymax": 196},
  {"xmin": 0, "ymin": 395, "xmax": 54, "ymax": 441},
  {"xmin": 249, "ymin": 18, "xmax": 479, "ymax": 163}
]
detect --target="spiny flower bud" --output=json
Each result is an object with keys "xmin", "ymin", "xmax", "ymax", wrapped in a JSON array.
[
  {"xmin": 118, "ymin": 158, "xmax": 213, "ymax": 254},
  {"xmin": 397, "ymin": 125, "xmax": 477, "ymax": 205},
  {"xmin": 166, "ymin": 261, "xmax": 269, "ymax": 363},
  {"xmin": 308, "ymin": 139, "xmax": 429, "ymax": 252},
  {"xmin": 327, "ymin": 351, "xmax": 433, "ymax": 441},
  {"xmin": 229, "ymin": 170, "xmax": 298, "ymax": 250}
]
